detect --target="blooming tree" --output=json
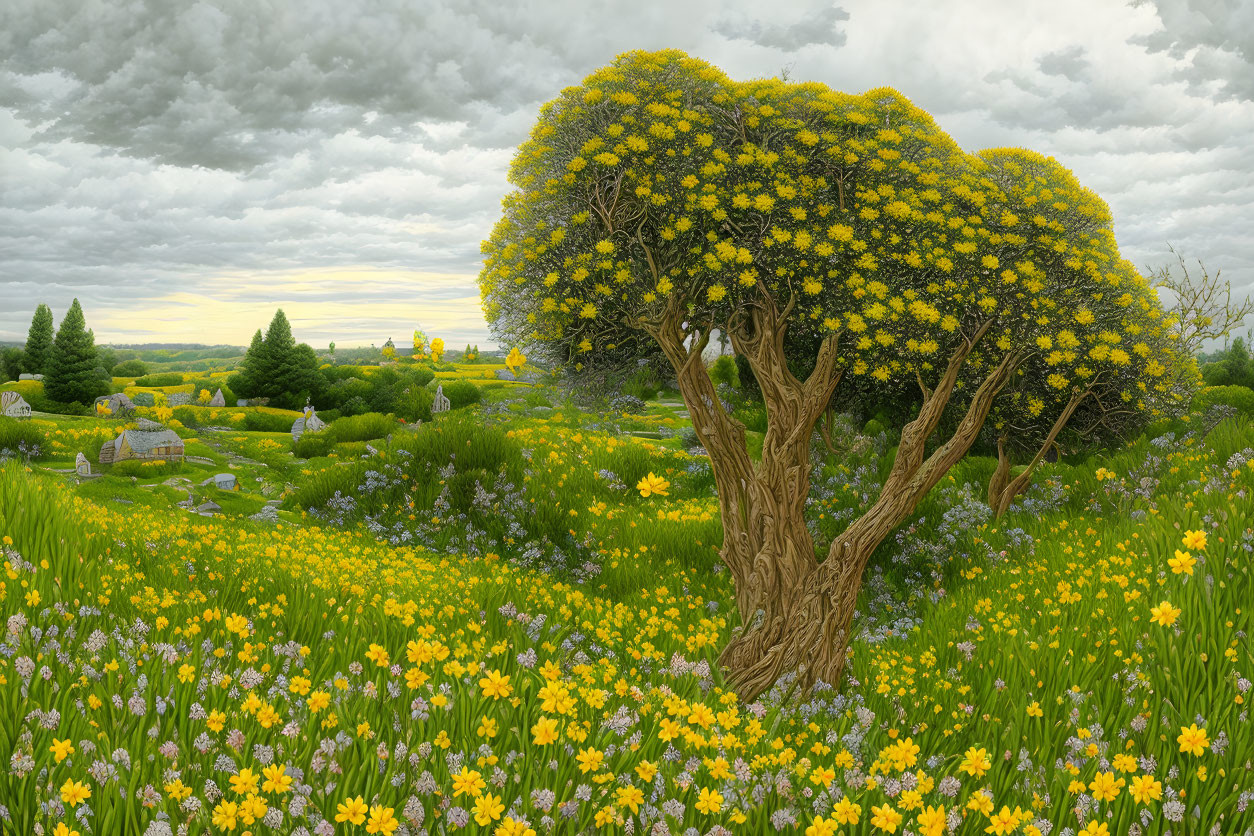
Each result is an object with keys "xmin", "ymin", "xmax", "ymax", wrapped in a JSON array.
[{"xmin": 480, "ymin": 50, "xmax": 1186, "ymax": 698}]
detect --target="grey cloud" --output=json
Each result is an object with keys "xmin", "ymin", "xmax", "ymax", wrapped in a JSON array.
[
  {"xmin": 1131, "ymin": 0, "xmax": 1254, "ymax": 100},
  {"xmin": 712, "ymin": 4, "xmax": 849, "ymax": 51},
  {"xmin": 1038, "ymin": 46, "xmax": 1089, "ymax": 81},
  {"xmin": 1, "ymin": 0, "xmax": 1251, "ymax": 348}
]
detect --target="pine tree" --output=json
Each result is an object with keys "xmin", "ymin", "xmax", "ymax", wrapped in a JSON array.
[
  {"xmin": 259, "ymin": 310, "xmax": 295, "ymax": 398},
  {"xmin": 44, "ymin": 299, "xmax": 107, "ymax": 405},
  {"xmin": 22, "ymin": 304, "xmax": 54, "ymax": 375},
  {"xmin": 270, "ymin": 343, "xmax": 324, "ymax": 409}
]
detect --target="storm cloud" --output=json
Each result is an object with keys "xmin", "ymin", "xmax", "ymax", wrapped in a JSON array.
[{"xmin": 2, "ymin": 0, "xmax": 1251, "ymax": 348}]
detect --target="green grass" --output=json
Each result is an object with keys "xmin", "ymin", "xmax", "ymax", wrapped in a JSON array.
[{"xmin": 1, "ymin": 365, "xmax": 1251, "ymax": 836}]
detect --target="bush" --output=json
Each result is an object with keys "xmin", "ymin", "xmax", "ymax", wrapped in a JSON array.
[
  {"xmin": 112, "ymin": 359, "xmax": 149, "ymax": 377},
  {"xmin": 189, "ymin": 379, "xmax": 235, "ymax": 405},
  {"xmin": 327, "ymin": 412, "xmax": 394, "ymax": 443},
  {"xmin": 524, "ymin": 389, "xmax": 551, "ymax": 409},
  {"xmin": 340, "ymin": 395, "xmax": 370, "ymax": 416},
  {"xmin": 133, "ymin": 372, "xmax": 185, "ymax": 387},
  {"xmin": 172, "ymin": 406, "xmax": 200, "ymax": 427},
  {"xmin": 292, "ymin": 431, "xmax": 334, "ymax": 459},
  {"xmin": 620, "ymin": 365, "xmax": 660, "ymax": 401},
  {"xmin": 737, "ymin": 404, "xmax": 767, "ymax": 434},
  {"xmin": 395, "ymin": 386, "xmax": 433, "ymax": 423},
  {"xmin": 442, "ymin": 380, "xmax": 482, "ymax": 410},
  {"xmin": 131, "ymin": 392, "xmax": 156, "ymax": 407},
  {"xmin": 406, "ymin": 366, "xmax": 436, "ymax": 388},
  {"xmin": 0, "ymin": 419, "xmax": 46, "ymax": 458},
  {"xmin": 1192, "ymin": 385, "xmax": 1254, "ymax": 416},
  {"xmin": 28, "ymin": 395, "xmax": 89, "ymax": 416},
  {"xmin": 708, "ymin": 354, "xmax": 739, "ymax": 388},
  {"xmin": 242, "ymin": 411, "xmax": 294, "ymax": 433}
]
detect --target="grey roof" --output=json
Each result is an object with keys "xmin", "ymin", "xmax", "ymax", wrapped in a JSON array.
[{"xmin": 111, "ymin": 428, "xmax": 184, "ymax": 455}]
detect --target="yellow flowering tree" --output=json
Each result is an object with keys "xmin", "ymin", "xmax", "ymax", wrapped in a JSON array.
[
  {"xmin": 430, "ymin": 337, "xmax": 445, "ymax": 363},
  {"xmin": 480, "ymin": 49, "xmax": 1175, "ymax": 699},
  {"xmin": 975, "ymin": 153, "xmax": 1194, "ymax": 516}
]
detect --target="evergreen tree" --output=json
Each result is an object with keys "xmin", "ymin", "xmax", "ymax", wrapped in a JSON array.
[
  {"xmin": 1221, "ymin": 337, "xmax": 1254, "ymax": 389},
  {"xmin": 270, "ymin": 343, "xmax": 324, "ymax": 409},
  {"xmin": 237, "ymin": 329, "xmax": 267, "ymax": 397},
  {"xmin": 44, "ymin": 298, "xmax": 108, "ymax": 405},
  {"xmin": 22, "ymin": 304, "xmax": 54, "ymax": 375},
  {"xmin": 259, "ymin": 310, "xmax": 295, "ymax": 399}
]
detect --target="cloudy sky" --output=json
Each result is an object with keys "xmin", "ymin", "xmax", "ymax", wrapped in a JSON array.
[{"xmin": 2, "ymin": 0, "xmax": 1252, "ymax": 349}]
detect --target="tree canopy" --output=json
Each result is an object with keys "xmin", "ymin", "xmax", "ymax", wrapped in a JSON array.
[
  {"xmin": 480, "ymin": 49, "xmax": 1192, "ymax": 698},
  {"xmin": 228, "ymin": 310, "xmax": 324, "ymax": 409}
]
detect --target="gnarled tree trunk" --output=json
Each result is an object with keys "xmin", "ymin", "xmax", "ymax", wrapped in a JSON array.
[
  {"xmin": 722, "ymin": 334, "xmax": 1019, "ymax": 699},
  {"xmin": 988, "ymin": 390, "xmax": 1086, "ymax": 518},
  {"xmin": 652, "ymin": 296, "xmax": 1020, "ymax": 701}
]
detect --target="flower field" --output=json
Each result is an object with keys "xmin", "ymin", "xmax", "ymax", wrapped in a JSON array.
[{"xmin": 1, "ymin": 404, "xmax": 1252, "ymax": 835}]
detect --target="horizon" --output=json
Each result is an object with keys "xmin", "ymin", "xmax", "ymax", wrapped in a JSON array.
[{"xmin": 3, "ymin": 0, "xmax": 1253, "ymax": 348}]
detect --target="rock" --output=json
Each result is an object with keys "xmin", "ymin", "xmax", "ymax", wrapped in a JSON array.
[
  {"xmin": 494, "ymin": 369, "xmax": 516, "ymax": 381},
  {"xmin": 432, "ymin": 384, "xmax": 451, "ymax": 413}
]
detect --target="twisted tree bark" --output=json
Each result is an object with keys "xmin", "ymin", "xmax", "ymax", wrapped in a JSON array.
[
  {"xmin": 988, "ymin": 390, "xmax": 1086, "ymax": 518},
  {"xmin": 653, "ymin": 294, "xmax": 1020, "ymax": 702}
]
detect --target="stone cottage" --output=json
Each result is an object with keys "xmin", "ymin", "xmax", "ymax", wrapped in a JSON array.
[{"xmin": 98, "ymin": 428, "xmax": 185, "ymax": 464}]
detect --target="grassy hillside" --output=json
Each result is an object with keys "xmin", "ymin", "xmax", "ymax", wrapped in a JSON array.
[{"xmin": 0, "ymin": 397, "xmax": 1251, "ymax": 834}]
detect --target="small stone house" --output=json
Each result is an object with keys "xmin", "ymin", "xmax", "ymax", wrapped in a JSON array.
[
  {"xmin": 98, "ymin": 428, "xmax": 185, "ymax": 464},
  {"xmin": 1, "ymin": 391, "xmax": 32, "ymax": 418}
]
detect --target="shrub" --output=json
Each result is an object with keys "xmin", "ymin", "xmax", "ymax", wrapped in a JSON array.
[
  {"xmin": 620, "ymin": 365, "xmax": 660, "ymax": 401},
  {"xmin": 395, "ymin": 386, "xmax": 433, "ymax": 423},
  {"xmin": 442, "ymin": 380, "xmax": 482, "ymax": 410},
  {"xmin": 131, "ymin": 392, "xmax": 156, "ymax": 407},
  {"xmin": 708, "ymin": 354, "xmax": 739, "ymax": 389},
  {"xmin": 189, "ymin": 379, "xmax": 235, "ymax": 405},
  {"xmin": 172, "ymin": 406, "xmax": 200, "ymax": 427},
  {"xmin": 737, "ymin": 404, "xmax": 768, "ymax": 434},
  {"xmin": 242, "ymin": 411, "xmax": 294, "ymax": 433},
  {"xmin": 406, "ymin": 366, "xmax": 436, "ymax": 388},
  {"xmin": 340, "ymin": 395, "xmax": 370, "ymax": 416},
  {"xmin": 133, "ymin": 372, "xmax": 185, "ymax": 387},
  {"xmin": 1193, "ymin": 385, "xmax": 1254, "ymax": 416},
  {"xmin": 292, "ymin": 431, "xmax": 334, "ymax": 459},
  {"xmin": 112, "ymin": 359, "xmax": 149, "ymax": 377},
  {"xmin": 327, "ymin": 412, "xmax": 394, "ymax": 443}
]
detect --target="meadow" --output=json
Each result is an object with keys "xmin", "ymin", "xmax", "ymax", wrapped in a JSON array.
[{"xmin": 1, "ymin": 365, "xmax": 1252, "ymax": 836}]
